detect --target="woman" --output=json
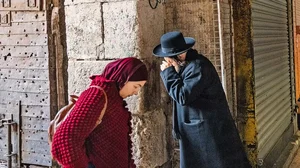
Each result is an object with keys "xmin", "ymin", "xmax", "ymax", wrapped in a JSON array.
[
  {"xmin": 153, "ymin": 31, "xmax": 250, "ymax": 168},
  {"xmin": 51, "ymin": 57, "xmax": 148, "ymax": 168}
]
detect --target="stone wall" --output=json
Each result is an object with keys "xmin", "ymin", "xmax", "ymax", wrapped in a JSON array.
[
  {"xmin": 64, "ymin": 0, "xmax": 233, "ymax": 167},
  {"xmin": 64, "ymin": 0, "xmax": 168, "ymax": 167},
  {"xmin": 0, "ymin": 0, "xmax": 235, "ymax": 167}
]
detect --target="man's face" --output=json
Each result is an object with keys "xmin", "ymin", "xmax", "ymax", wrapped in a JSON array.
[
  {"xmin": 165, "ymin": 52, "xmax": 187, "ymax": 63},
  {"xmin": 177, "ymin": 52, "xmax": 187, "ymax": 62}
]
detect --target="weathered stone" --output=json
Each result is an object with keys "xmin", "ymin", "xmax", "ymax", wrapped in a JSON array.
[
  {"xmin": 64, "ymin": 0, "xmax": 131, "ymax": 6},
  {"xmin": 65, "ymin": 3, "xmax": 103, "ymax": 60},
  {"xmin": 131, "ymin": 110, "xmax": 167, "ymax": 168},
  {"xmin": 96, "ymin": 44, "xmax": 105, "ymax": 59},
  {"xmin": 125, "ymin": 95, "xmax": 139, "ymax": 113},
  {"xmin": 68, "ymin": 60, "xmax": 111, "ymax": 94},
  {"xmin": 133, "ymin": 1, "xmax": 169, "ymax": 167},
  {"xmin": 103, "ymin": 1, "xmax": 138, "ymax": 59},
  {"xmin": 136, "ymin": 0, "xmax": 164, "ymax": 60}
]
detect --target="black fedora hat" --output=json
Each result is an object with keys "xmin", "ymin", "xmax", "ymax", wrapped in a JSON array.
[{"xmin": 153, "ymin": 31, "xmax": 195, "ymax": 57}]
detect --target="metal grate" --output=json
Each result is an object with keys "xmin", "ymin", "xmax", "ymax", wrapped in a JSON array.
[
  {"xmin": 164, "ymin": 1, "xmax": 235, "ymax": 167},
  {"xmin": 165, "ymin": 0, "xmax": 235, "ymax": 113},
  {"xmin": 296, "ymin": 0, "xmax": 300, "ymax": 26},
  {"xmin": 165, "ymin": 0, "xmax": 221, "ymax": 75},
  {"xmin": 252, "ymin": 0, "xmax": 291, "ymax": 160}
]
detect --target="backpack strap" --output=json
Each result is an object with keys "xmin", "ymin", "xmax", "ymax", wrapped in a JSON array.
[
  {"xmin": 89, "ymin": 85, "xmax": 108, "ymax": 127},
  {"xmin": 48, "ymin": 85, "xmax": 108, "ymax": 159}
]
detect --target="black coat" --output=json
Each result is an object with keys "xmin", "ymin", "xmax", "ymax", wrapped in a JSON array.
[{"xmin": 160, "ymin": 49, "xmax": 251, "ymax": 168}]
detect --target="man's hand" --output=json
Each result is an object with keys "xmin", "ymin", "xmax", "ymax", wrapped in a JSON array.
[
  {"xmin": 160, "ymin": 60, "xmax": 172, "ymax": 71},
  {"xmin": 164, "ymin": 57, "xmax": 180, "ymax": 72}
]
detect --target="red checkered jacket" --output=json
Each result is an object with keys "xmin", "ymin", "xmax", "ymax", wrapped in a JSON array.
[{"xmin": 51, "ymin": 76, "xmax": 136, "ymax": 168}]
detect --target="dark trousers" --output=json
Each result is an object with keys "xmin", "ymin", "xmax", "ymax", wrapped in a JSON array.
[{"xmin": 88, "ymin": 162, "xmax": 95, "ymax": 168}]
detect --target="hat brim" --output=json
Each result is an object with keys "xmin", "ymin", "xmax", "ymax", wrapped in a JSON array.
[{"xmin": 152, "ymin": 37, "xmax": 195, "ymax": 57}]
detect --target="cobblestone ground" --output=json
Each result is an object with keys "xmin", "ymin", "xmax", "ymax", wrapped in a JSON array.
[{"xmin": 290, "ymin": 148, "xmax": 300, "ymax": 168}]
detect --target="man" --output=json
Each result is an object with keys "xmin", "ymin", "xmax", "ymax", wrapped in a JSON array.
[{"xmin": 153, "ymin": 31, "xmax": 251, "ymax": 168}]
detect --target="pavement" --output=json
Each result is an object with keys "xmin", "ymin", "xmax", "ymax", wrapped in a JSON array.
[
  {"xmin": 289, "ymin": 147, "xmax": 300, "ymax": 168},
  {"xmin": 283, "ymin": 131, "xmax": 300, "ymax": 168}
]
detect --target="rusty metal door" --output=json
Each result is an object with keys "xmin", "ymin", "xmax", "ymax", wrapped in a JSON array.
[
  {"xmin": 295, "ymin": 0, "xmax": 300, "ymax": 105},
  {"xmin": 0, "ymin": 0, "xmax": 53, "ymax": 167},
  {"xmin": 294, "ymin": 0, "xmax": 300, "ymax": 130}
]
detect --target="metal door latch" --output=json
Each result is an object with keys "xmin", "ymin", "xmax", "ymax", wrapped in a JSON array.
[
  {"xmin": 0, "ymin": 119, "xmax": 3, "ymax": 128},
  {"xmin": 0, "ymin": 115, "xmax": 17, "ymax": 168},
  {"xmin": 1, "ymin": 118, "xmax": 17, "ymax": 130}
]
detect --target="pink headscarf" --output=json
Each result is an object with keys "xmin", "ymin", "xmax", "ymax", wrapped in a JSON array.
[{"xmin": 99, "ymin": 57, "xmax": 148, "ymax": 89}]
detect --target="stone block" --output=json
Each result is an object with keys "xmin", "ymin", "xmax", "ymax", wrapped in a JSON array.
[
  {"xmin": 65, "ymin": 3, "xmax": 103, "ymax": 60},
  {"xmin": 103, "ymin": 1, "xmax": 138, "ymax": 59},
  {"xmin": 64, "ymin": 0, "xmax": 130, "ymax": 6},
  {"xmin": 125, "ymin": 95, "xmax": 139, "ymax": 113},
  {"xmin": 68, "ymin": 60, "xmax": 112, "ymax": 94},
  {"xmin": 136, "ymin": 0, "xmax": 164, "ymax": 60},
  {"xmin": 131, "ymin": 110, "xmax": 168, "ymax": 167},
  {"xmin": 65, "ymin": 0, "xmax": 98, "ymax": 5}
]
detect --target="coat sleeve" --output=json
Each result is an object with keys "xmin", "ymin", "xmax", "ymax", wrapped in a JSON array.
[
  {"xmin": 160, "ymin": 63, "xmax": 206, "ymax": 105},
  {"xmin": 51, "ymin": 87, "xmax": 106, "ymax": 168}
]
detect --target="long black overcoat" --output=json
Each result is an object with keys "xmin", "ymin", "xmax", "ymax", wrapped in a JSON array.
[{"xmin": 160, "ymin": 49, "xmax": 251, "ymax": 168}]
